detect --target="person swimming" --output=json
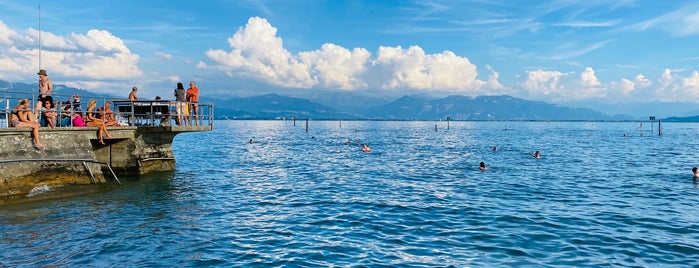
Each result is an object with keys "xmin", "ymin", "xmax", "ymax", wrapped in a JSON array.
[
  {"xmin": 479, "ymin": 161, "xmax": 487, "ymax": 170},
  {"xmin": 362, "ymin": 143, "xmax": 371, "ymax": 152},
  {"xmin": 529, "ymin": 150, "xmax": 541, "ymax": 158},
  {"xmin": 693, "ymin": 167, "xmax": 699, "ymax": 179}
]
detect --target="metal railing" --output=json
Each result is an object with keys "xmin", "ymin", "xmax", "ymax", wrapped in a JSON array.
[{"xmin": 0, "ymin": 91, "xmax": 214, "ymax": 128}]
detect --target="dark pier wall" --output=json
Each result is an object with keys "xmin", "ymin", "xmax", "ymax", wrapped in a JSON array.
[{"xmin": 0, "ymin": 126, "xmax": 210, "ymax": 197}]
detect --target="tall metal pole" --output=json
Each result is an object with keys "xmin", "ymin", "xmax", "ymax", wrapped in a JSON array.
[{"xmin": 38, "ymin": 5, "xmax": 42, "ymax": 69}]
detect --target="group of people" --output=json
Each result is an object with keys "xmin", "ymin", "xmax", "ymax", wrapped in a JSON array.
[
  {"xmin": 9, "ymin": 69, "xmax": 207, "ymax": 148},
  {"xmin": 173, "ymin": 81, "xmax": 200, "ymax": 126}
]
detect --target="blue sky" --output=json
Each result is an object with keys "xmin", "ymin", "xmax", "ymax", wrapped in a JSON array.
[{"xmin": 2, "ymin": 0, "xmax": 699, "ymax": 104}]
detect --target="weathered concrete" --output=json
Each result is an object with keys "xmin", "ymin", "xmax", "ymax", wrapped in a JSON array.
[{"xmin": 0, "ymin": 125, "xmax": 211, "ymax": 197}]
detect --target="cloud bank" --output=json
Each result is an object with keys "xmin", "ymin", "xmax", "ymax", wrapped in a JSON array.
[
  {"xmin": 1, "ymin": 15, "xmax": 699, "ymax": 104},
  {"xmin": 0, "ymin": 20, "xmax": 142, "ymax": 92},
  {"xmin": 204, "ymin": 17, "xmax": 500, "ymax": 95}
]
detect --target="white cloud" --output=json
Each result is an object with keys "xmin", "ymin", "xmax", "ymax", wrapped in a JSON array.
[
  {"xmin": 580, "ymin": 67, "xmax": 601, "ymax": 87},
  {"xmin": 617, "ymin": 78, "xmax": 635, "ymax": 95},
  {"xmin": 155, "ymin": 51, "xmax": 172, "ymax": 60},
  {"xmin": 205, "ymin": 17, "xmax": 493, "ymax": 94},
  {"xmin": 206, "ymin": 17, "xmax": 313, "ymax": 88},
  {"xmin": 374, "ymin": 46, "xmax": 485, "ymax": 91},
  {"xmin": 0, "ymin": 20, "xmax": 17, "ymax": 45},
  {"xmin": 682, "ymin": 70, "xmax": 699, "ymax": 88},
  {"xmin": 485, "ymin": 65, "xmax": 504, "ymax": 90},
  {"xmin": 298, "ymin": 43, "xmax": 370, "ymax": 90},
  {"xmin": 658, "ymin": 68, "xmax": 674, "ymax": 89},
  {"xmin": 521, "ymin": 69, "xmax": 565, "ymax": 97},
  {"xmin": 634, "ymin": 74, "xmax": 651, "ymax": 88},
  {"xmin": 0, "ymin": 19, "xmax": 142, "ymax": 88}
]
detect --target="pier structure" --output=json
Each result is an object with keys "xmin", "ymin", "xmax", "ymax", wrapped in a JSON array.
[{"xmin": 0, "ymin": 91, "xmax": 213, "ymax": 198}]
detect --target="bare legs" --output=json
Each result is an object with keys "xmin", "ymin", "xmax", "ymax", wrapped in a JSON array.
[
  {"xmin": 87, "ymin": 121, "xmax": 113, "ymax": 144},
  {"xmin": 17, "ymin": 121, "xmax": 44, "ymax": 148},
  {"xmin": 191, "ymin": 103, "xmax": 199, "ymax": 126}
]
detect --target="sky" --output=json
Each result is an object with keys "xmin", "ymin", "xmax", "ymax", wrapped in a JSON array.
[{"xmin": 2, "ymin": 0, "xmax": 699, "ymax": 105}]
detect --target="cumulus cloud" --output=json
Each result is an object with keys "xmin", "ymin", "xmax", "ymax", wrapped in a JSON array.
[
  {"xmin": 0, "ymin": 20, "xmax": 17, "ymax": 45},
  {"xmin": 575, "ymin": 67, "xmax": 606, "ymax": 98},
  {"xmin": 521, "ymin": 69, "xmax": 565, "ymax": 97},
  {"xmin": 485, "ymin": 65, "xmax": 504, "ymax": 90},
  {"xmin": 634, "ymin": 74, "xmax": 651, "ymax": 88},
  {"xmin": 205, "ymin": 16, "xmax": 494, "ymax": 94},
  {"xmin": 580, "ymin": 67, "xmax": 601, "ymax": 87},
  {"xmin": 0, "ymin": 20, "xmax": 142, "ymax": 86},
  {"xmin": 619, "ymin": 78, "xmax": 635, "ymax": 94},
  {"xmin": 298, "ymin": 43, "xmax": 371, "ymax": 90},
  {"xmin": 374, "ymin": 46, "xmax": 485, "ymax": 91}
]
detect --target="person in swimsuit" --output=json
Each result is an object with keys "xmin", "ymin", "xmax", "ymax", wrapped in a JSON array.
[
  {"xmin": 40, "ymin": 100, "xmax": 57, "ymax": 128},
  {"xmin": 693, "ymin": 167, "xmax": 699, "ymax": 179},
  {"xmin": 479, "ymin": 161, "xmax": 488, "ymax": 170},
  {"xmin": 11, "ymin": 98, "xmax": 44, "ymax": 148},
  {"xmin": 129, "ymin": 86, "xmax": 138, "ymax": 100},
  {"xmin": 35, "ymin": 69, "xmax": 53, "ymax": 118},
  {"xmin": 529, "ymin": 150, "xmax": 541, "ymax": 159},
  {"xmin": 85, "ymin": 99, "xmax": 113, "ymax": 144}
]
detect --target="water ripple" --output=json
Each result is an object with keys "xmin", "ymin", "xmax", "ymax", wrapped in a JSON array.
[{"xmin": 2, "ymin": 121, "xmax": 699, "ymax": 266}]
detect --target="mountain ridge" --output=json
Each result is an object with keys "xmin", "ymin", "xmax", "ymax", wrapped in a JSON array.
[{"xmin": 2, "ymin": 79, "xmax": 697, "ymax": 121}]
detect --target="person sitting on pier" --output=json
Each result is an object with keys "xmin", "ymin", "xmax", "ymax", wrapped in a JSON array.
[
  {"xmin": 96, "ymin": 102, "xmax": 119, "ymax": 126},
  {"xmin": 40, "ymin": 99, "xmax": 57, "ymax": 128},
  {"xmin": 11, "ymin": 98, "xmax": 44, "ymax": 148},
  {"xmin": 129, "ymin": 86, "xmax": 138, "ymax": 100},
  {"xmin": 85, "ymin": 99, "xmax": 114, "ymax": 144}
]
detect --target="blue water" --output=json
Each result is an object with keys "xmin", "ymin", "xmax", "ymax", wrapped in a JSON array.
[{"xmin": 2, "ymin": 120, "xmax": 699, "ymax": 267}]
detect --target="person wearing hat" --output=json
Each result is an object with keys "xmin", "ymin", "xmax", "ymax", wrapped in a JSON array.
[
  {"xmin": 36, "ymin": 69, "xmax": 53, "ymax": 119},
  {"xmin": 128, "ymin": 86, "xmax": 138, "ymax": 100}
]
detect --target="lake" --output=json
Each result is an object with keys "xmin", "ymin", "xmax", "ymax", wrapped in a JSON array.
[{"xmin": 1, "ymin": 120, "xmax": 698, "ymax": 267}]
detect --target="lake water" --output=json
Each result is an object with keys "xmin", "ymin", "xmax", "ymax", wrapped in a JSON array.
[{"xmin": 2, "ymin": 120, "xmax": 699, "ymax": 267}]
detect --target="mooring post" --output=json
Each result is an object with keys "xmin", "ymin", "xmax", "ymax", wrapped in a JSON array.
[
  {"xmin": 435, "ymin": 124, "xmax": 437, "ymax": 132},
  {"xmin": 306, "ymin": 119, "xmax": 309, "ymax": 132},
  {"xmin": 293, "ymin": 115, "xmax": 297, "ymax": 126},
  {"xmin": 447, "ymin": 116, "xmax": 450, "ymax": 130}
]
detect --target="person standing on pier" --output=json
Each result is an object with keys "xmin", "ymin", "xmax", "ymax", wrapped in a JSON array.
[
  {"xmin": 35, "ymin": 69, "xmax": 53, "ymax": 118},
  {"xmin": 186, "ymin": 81, "xmax": 200, "ymax": 126},
  {"xmin": 174, "ymin": 82, "xmax": 186, "ymax": 126}
]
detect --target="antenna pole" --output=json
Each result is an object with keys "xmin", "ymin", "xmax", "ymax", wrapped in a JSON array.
[{"xmin": 38, "ymin": 4, "xmax": 41, "ymax": 69}]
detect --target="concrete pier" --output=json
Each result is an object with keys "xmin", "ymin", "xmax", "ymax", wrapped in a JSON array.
[{"xmin": 0, "ymin": 125, "xmax": 211, "ymax": 197}]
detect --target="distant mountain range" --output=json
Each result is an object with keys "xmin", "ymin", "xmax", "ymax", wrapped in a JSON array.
[{"xmin": 3, "ymin": 79, "xmax": 699, "ymax": 121}]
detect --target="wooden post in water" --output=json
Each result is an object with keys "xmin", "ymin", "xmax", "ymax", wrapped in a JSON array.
[
  {"xmin": 658, "ymin": 120, "xmax": 662, "ymax": 136},
  {"xmin": 306, "ymin": 119, "xmax": 309, "ymax": 133},
  {"xmin": 447, "ymin": 116, "xmax": 450, "ymax": 130},
  {"xmin": 293, "ymin": 115, "xmax": 297, "ymax": 126},
  {"xmin": 339, "ymin": 120, "xmax": 342, "ymax": 129},
  {"xmin": 435, "ymin": 124, "xmax": 437, "ymax": 132}
]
